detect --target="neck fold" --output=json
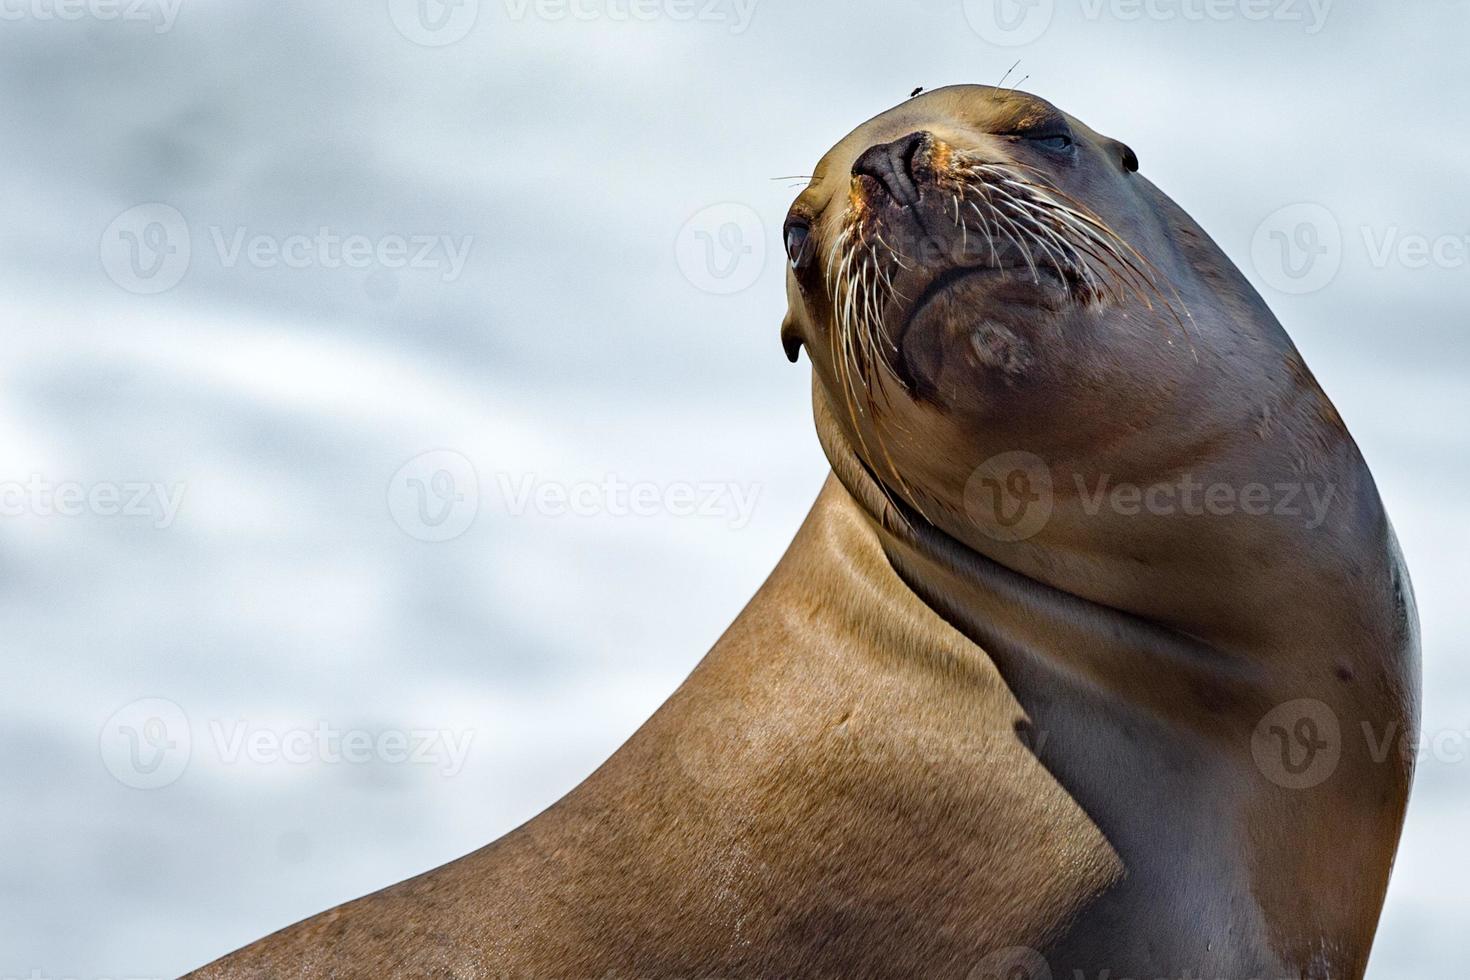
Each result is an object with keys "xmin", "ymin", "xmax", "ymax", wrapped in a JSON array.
[{"xmin": 810, "ymin": 384, "xmax": 1274, "ymax": 733}]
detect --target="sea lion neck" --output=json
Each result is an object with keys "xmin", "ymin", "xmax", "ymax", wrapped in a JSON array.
[{"xmin": 809, "ymin": 383, "xmax": 1272, "ymax": 732}]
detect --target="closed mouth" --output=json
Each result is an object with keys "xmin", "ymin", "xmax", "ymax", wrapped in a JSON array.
[{"xmin": 902, "ymin": 259, "xmax": 1071, "ymax": 331}]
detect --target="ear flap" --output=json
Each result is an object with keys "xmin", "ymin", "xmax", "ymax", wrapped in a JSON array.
[
  {"xmin": 781, "ymin": 318, "xmax": 804, "ymax": 363},
  {"xmin": 1107, "ymin": 138, "xmax": 1140, "ymax": 173}
]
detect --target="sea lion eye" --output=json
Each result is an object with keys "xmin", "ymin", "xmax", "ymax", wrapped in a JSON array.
[
  {"xmin": 784, "ymin": 218, "xmax": 814, "ymax": 271},
  {"xmin": 1029, "ymin": 133, "xmax": 1074, "ymax": 152}
]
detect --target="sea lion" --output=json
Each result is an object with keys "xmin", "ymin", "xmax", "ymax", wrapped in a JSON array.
[{"xmin": 187, "ymin": 85, "xmax": 1418, "ymax": 980}]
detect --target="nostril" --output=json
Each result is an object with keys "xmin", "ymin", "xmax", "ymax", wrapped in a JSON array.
[
  {"xmin": 896, "ymin": 131, "xmax": 927, "ymax": 179},
  {"xmin": 852, "ymin": 131, "xmax": 931, "ymax": 207}
]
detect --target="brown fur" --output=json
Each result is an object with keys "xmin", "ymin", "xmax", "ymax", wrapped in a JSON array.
[{"xmin": 188, "ymin": 86, "xmax": 1417, "ymax": 979}]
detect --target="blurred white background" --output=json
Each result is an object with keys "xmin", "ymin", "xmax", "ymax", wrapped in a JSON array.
[{"xmin": 0, "ymin": 1, "xmax": 1465, "ymax": 976}]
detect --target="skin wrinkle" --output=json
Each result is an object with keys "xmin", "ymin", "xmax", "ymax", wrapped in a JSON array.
[{"xmin": 187, "ymin": 86, "xmax": 1416, "ymax": 980}]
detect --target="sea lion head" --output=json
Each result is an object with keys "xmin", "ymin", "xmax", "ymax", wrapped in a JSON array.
[{"xmin": 780, "ymin": 84, "xmax": 1310, "ymax": 601}]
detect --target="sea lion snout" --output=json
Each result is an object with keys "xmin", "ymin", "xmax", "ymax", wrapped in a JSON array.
[{"xmin": 851, "ymin": 130, "xmax": 932, "ymax": 207}]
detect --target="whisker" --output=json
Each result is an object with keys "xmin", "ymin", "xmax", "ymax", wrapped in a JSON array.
[
  {"xmin": 957, "ymin": 160, "xmax": 1194, "ymax": 336},
  {"xmin": 817, "ymin": 152, "xmax": 1197, "ymax": 531}
]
